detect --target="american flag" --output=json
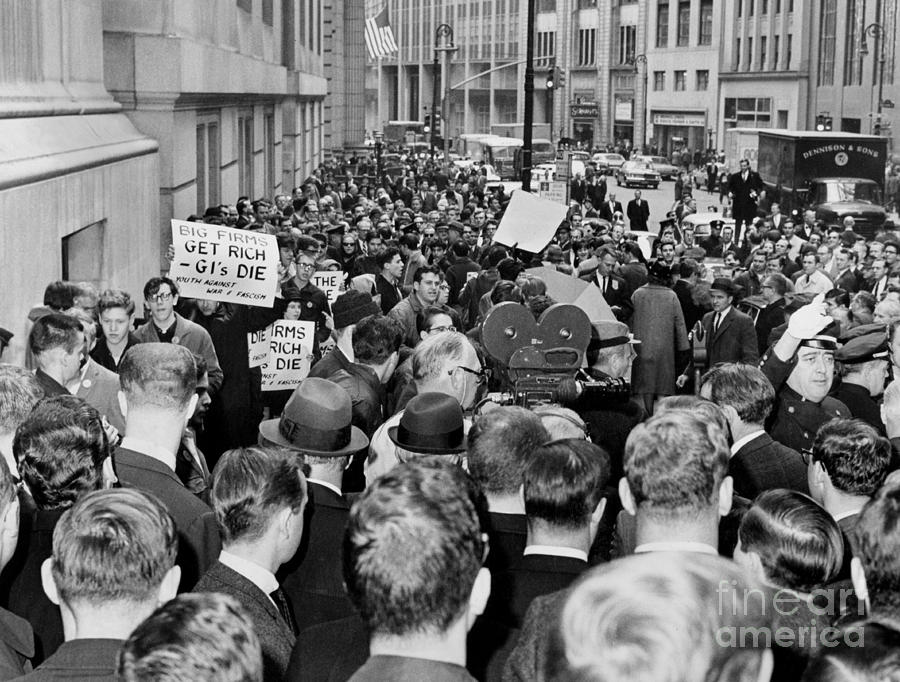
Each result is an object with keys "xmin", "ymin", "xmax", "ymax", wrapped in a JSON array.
[{"xmin": 364, "ymin": 6, "xmax": 398, "ymax": 60}]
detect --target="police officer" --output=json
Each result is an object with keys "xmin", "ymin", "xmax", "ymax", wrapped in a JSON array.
[
  {"xmin": 760, "ymin": 295, "xmax": 849, "ymax": 453},
  {"xmin": 834, "ymin": 330, "xmax": 890, "ymax": 435}
]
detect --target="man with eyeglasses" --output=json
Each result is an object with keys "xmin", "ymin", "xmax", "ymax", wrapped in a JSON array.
[
  {"xmin": 135, "ymin": 277, "xmax": 223, "ymax": 398},
  {"xmin": 366, "ymin": 331, "xmax": 484, "ymax": 485},
  {"xmin": 388, "ymin": 265, "xmax": 445, "ymax": 348},
  {"xmin": 283, "ymin": 252, "xmax": 332, "ymax": 354}
]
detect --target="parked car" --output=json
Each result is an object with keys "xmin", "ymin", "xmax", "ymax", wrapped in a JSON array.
[
  {"xmin": 591, "ymin": 152, "xmax": 627, "ymax": 171},
  {"xmin": 636, "ymin": 155, "xmax": 679, "ymax": 180},
  {"xmin": 615, "ymin": 160, "xmax": 661, "ymax": 189}
]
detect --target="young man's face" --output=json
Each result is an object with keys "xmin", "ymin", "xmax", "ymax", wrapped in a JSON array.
[
  {"xmin": 146, "ymin": 283, "xmax": 177, "ymax": 324},
  {"xmin": 414, "ymin": 272, "xmax": 441, "ymax": 305},
  {"xmin": 99, "ymin": 306, "xmax": 133, "ymax": 346}
]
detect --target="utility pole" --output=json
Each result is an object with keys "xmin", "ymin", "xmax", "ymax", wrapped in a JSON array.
[{"xmin": 522, "ymin": 0, "xmax": 536, "ymax": 192}]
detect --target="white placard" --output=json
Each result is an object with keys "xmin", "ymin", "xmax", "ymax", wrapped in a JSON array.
[
  {"xmin": 247, "ymin": 325, "xmax": 272, "ymax": 369},
  {"xmin": 538, "ymin": 180, "xmax": 569, "ymax": 206},
  {"xmin": 260, "ymin": 320, "xmax": 315, "ymax": 391},
  {"xmin": 311, "ymin": 271, "xmax": 344, "ymax": 304},
  {"xmin": 492, "ymin": 190, "xmax": 569, "ymax": 254},
  {"xmin": 169, "ymin": 221, "xmax": 279, "ymax": 307}
]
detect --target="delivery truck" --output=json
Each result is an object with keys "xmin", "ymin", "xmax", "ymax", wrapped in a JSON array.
[{"xmin": 756, "ymin": 130, "xmax": 887, "ymax": 236}]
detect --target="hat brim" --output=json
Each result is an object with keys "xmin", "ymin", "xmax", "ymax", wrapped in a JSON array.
[
  {"xmin": 387, "ymin": 426, "xmax": 466, "ymax": 455},
  {"xmin": 259, "ymin": 418, "xmax": 369, "ymax": 457}
]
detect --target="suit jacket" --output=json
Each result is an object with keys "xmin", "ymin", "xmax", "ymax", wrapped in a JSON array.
[
  {"xmin": 626, "ymin": 198, "xmax": 650, "ymax": 230},
  {"xmin": 598, "ymin": 200, "xmax": 624, "ymax": 222},
  {"xmin": 0, "ymin": 607, "xmax": 33, "ymax": 679},
  {"xmin": 75, "ymin": 359, "xmax": 126, "ymax": 434},
  {"xmin": 134, "ymin": 313, "xmax": 223, "ymax": 396},
  {"xmin": 32, "ymin": 371, "xmax": 68, "ymax": 398},
  {"xmin": 728, "ymin": 169, "xmax": 764, "ymax": 219},
  {"xmin": 488, "ymin": 553, "xmax": 587, "ymax": 629},
  {"xmin": 755, "ymin": 299, "xmax": 785, "ymax": 355},
  {"xmin": 114, "ymin": 446, "xmax": 220, "ymax": 590},
  {"xmin": 581, "ymin": 271, "xmax": 632, "ymax": 321},
  {"xmin": 89, "ymin": 333, "xmax": 140, "ymax": 373},
  {"xmin": 586, "ymin": 178, "xmax": 607, "ymax": 206},
  {"xmin": 279, "ymin": 482, "xmax": 355, "ymax": 633},
  {"xmin": 194, "ymin": 561, "xmax": 295, "ymax": 682},
  {"xmin": 702, "ymin": 307, "xmax": 759, "ymax": 367},
  {"xmin": 833, "ymin": 382, "xmax": 885, "ymax": 435},
  {"xmin": 15, "ymin": 637, "xmax": 120, "ymax": 681},
  {"xmin": 833, "ymin": 268, "xmax": 861, "ymax": 294},
  {"xmin": 349, "ymin": 656, "xmax": 475, "ymax": 682},
  {"xmin": 730, "ymin": 433, "xmax": 810, "ymax": 501}
]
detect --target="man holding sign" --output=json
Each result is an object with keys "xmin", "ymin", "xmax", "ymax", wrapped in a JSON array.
[
  {"xmin": 134, "ymin": 277, "xmax": 223, "ymax": 398},
  {"xmin": 282, "ymin": 251, "xmax": 332, "ymax": 355}
]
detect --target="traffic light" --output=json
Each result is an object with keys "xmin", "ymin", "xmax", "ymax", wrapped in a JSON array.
[
  {"xmin": 546, "ymin": 66, "xmax": 556, "ymax": 90},
  {"xmin": 815, "ymin": 114, "xmax": 833, "ymax": 131},
  {"xmin": 556, "ymin": 66, "xmax": 566, "ymax": 88},
  {"xmin": 423, "ymin": 114, "xmax": 431, "ymax": 134}
]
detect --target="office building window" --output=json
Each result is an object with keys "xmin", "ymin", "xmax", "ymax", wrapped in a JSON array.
[
  {"xmin": 264, "ymin": 111, "xmax": 276, "ymax": 195},
  {"xmin": 724, "ymin": 97, "xmax": 772, "ymax": 127},
  {"xmin": 747, "ymin": 37, "xmax": 753, "ymax": 71},
  {"xmin": 761, "ymin": 0, "xmax": 768, "ymax": 12},
  {"xmin": 748, "ymin": 0, "xmax": 755, "ymax": 14},
  {"xmin": 776, "ymin": 0, "xmax": 781, "ymax": 12},
  {"xmin": 786, "ymin": 34, "xmax": 792, "ymax": 70},
  {"xmin": 696, "ymin": 70, "xmax": 709, "ymax": 90},
  {"xmin": 579, "ymin": 28, "xmax": 597, "ymax": 66},
  {"xmin": 699, "ymin": 0, "xmax": 713, "ymax": 46},
  {"xmin": 677, "ymin": 1, "xmax": 690, "ymax": 46},
  {"xmin": 738, "ymin": 0, "xmax": 742, "ymax": 17},
  {"xmin": 774, "ymin": 35, "xmax": 780, "ymax": 70},
  {"xmin": 618, "ymin": 25, "xmax": 636, "ymax": 64},
  {"xmin": 735, "ymin": 38, "xmax": 741, "ymax": 70},
  {"xmin": 653, "ymin": 71, "xmax": 665, "ymax": 91},
  {"xmin": 818, "ymin": 0, "xmax": 836, "ymax": 84},
  {"xmin": 760, "ymin": 36, "xmax": 767, "ymax": 70},
  {"xmin": 262, "ymin": 0, "xmax": 273, "ymax": 25},
  {"xmin": 237, "ymin": 0, "xmax": 251, "ymax": 12},
  {"xmin": 537, "ymin": 31, "xmax": 556, "ymax": 67},
  {"xmin": 196, "ymin": 116, "xmax": 220, "ymax": 213},
  {"xmin": 656, "ymin": 2, "xmax": 669, "ymax": 47},
  {"xmin": 674, "ymin": 70, "xmax": 686, "ymax": 91}
]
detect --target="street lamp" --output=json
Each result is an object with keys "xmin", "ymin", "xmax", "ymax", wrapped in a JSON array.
[
  {"xmin": 432, "ymin": 24, "xmax": 458, "ymax": 163},
  {"xmin": 631, "ymin": 54, "xmax": 648, "ymax": 153},
  {"xmin": 373, "ymin": 131, "xmax": 384, "ymax": 186},
  {"xmin": 860, "ymin": 22, "xmax": 886, "ymax": 135}
]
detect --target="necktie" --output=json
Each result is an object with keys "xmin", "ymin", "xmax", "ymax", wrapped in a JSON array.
[
  {"xmin": 804, "ymin": 274, "xmax": 811, "ymax": 285},
  {"xmin": 270, "ymin": 586, "xmax": 298, "ymax": 636},
  {"xmin": 713, "ymin": 313, "xmax": 721, "ymax": 334},
  {"xmin": 601, "ymin": 276, "xmax": 608, "ymax": 294}
]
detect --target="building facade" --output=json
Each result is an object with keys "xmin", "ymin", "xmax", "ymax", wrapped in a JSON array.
[
  {"xmin": 808, "ymin": 0, "xmax": 899, "ymax": 145},
  {"xmin": 1, "ymin": 0, "xmax": 328, "ymax": 366}
]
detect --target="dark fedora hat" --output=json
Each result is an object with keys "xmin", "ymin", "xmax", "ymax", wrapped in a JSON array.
[
  {"xmin": 388, "ymin": 393, "xmax": 466, "ymax": 455},
  {"xmin": 710, "ymin": 277, "xmax": 737, "ymax": 298},
  {"xmin": 258, "ymin": 378, "xmax": 369, "ymax": 456}
]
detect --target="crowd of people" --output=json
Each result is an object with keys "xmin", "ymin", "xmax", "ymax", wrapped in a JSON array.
[{"xmin": 1, "ymin": 151, "xmax": 900, "ymax": 680}]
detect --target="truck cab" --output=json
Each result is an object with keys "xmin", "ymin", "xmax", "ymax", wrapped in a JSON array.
[{"xmin": 806, "ymin": 178, "xmax": 884, "ymax": 231}]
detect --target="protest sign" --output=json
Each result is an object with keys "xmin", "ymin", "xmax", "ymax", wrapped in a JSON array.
[
  {"xmin": 169, "ymin": 220, "xmax": 279, "ymax": 307},
  {"xmin": 247, "ymin": 325, "xmax": 272, "ymax": 369},
  {"xmin": 492, "ymin": 191, "xmax": 568, "ymax": 254},
  {"xmin": 260, "ymin": 320, "xmax": 315, "ymax": 392},
  {"xmin": 311, "ymin": 270, "xmax": 344, "ymax": 304}
]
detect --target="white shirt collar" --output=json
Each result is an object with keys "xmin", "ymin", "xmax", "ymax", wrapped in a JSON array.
[
  {"xmin": 523, "ymin": 545, "xmax": 588, "ymax": 562},
  {"xmin": 120, "ymin": 436, "xmax": 177, "ymax": 472},
  {"xmin": 634, "ymin": 541, "xmax": 718, "ymax": 555},
  {"xmin": 219, "ymin": 549, "xmax": 280, "ymax": 603},
  {"xmin": 730, "ymin": 429, "xmax": 765, "ymax": 456},
  {"xmin": 307, "ymin": 477, "xmax": 343, "ymax": 497},
  {"xmin": 832, "ymin": 508, "xmax": 862, "ymax": 523}
]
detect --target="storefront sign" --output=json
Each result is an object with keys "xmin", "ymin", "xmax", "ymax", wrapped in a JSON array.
[
  {"xmin": 652, "ymin": 112, "xmax": 707, "ymax": 127},
  {"xmin": 570, "ymin": 103, "xmax": 599, "ymax": 119}
]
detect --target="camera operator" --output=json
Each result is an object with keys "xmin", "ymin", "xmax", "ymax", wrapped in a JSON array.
[{"xmin": 568, "ymin": 320, "xmax": 647, "ymax": 481}]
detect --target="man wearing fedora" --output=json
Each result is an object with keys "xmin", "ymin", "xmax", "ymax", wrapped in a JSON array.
[
  {"xmin": 366, "ymin": 331, "xmax": 484, "ymax": 485},
  {"xmin": 388, "ymin": 393, "xmax": 467, "ymax": 463},
  {"xmin": 259, "ymin": 378, "xmax": 370, "ymax": 634},
  {"xmin": 677, "ymin": 277, "xmax": 758, "ymax": 388}
]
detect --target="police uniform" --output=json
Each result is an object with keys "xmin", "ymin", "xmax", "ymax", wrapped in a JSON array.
[
  {"xmin": 833, "ymin": 330, "xmax": 889, "ymax": 435},
  {"xmin": 761, "ymin": 337, "xmax": 849, "ymax": 453}
]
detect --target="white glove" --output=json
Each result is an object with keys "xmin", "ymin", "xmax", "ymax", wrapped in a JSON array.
[{"xmin": 787, "ymin": 295, "xmax": 833, "ymax": 340}]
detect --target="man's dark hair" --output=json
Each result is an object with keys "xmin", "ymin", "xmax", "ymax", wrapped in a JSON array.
[
  {"xmin": 29, "ymin": 313, "xmax": 82, "ymax": 357},
  {"xmin": 485, "ymin": 245, "xmax": 509, "ymax": 267},
  {"xmin": 415, "ymin": 306, "xmax": 454, "ymax": 335},
  {"xmin": 210, "ymin": 447, "xmax": 307, "ymax": 545},
  {"xmin": 352, "ymin": 315, "xmax": 403, "ymax": 366},
  {"xmin": 812, "ymin": 419, "xmax": 891, "ymax": 496},
  {"xmin": 824, "ymin": 288, "xmax": 851, "ymax": 308},
  {"xmin": 118, "ymin": 593, "xmax": 263, "ymax": 682},
  {"xmin": 413, "ymin": 265, "xmax": 442, "ymax": 284},
  {"xmin": 142, "ymin": 277, "xmax": 179, "ymax": 300},
  {"xmin": 343, "ymin": 459, "xmax": 487, "ymax": 636},
  {"xmin": 399, "ymin": 234, "xmax": 420, "ymax": 250},
  {"xmin": 119, "ymin": 343, "xmax": 197, "ymax": 413},
  {"xmin": 467, "ymin": 407, "xmax": 549, "ymax": 495},
  {"xmin": 802, "ymin": 621, "xmax": 900, "ymax": 680},
  {"xmin": 376, "ymin": 247, "xmax": 401, "ymax": 270},
  {"xmin": 42, "ymin": 281, "xmax": 81, "ymax": 311},
  {"xmin": 678, "ymin": 258, "xmax": 700, "ymax": 278},
  {"xmin": 700, "ymin": 363, "xmax": 775, "ymax": 425},
  {"xmin": 523, "ymin": 439, "xmax": 609, "ymax": 529},
  {"xmin": 52, "ymin": 488, "xmax": 177, "ymax": 604},
  {"xmin": 451, "ymin": 240, "xmax": 470, "ymax": 258},
  {"xmin": 14, "ymin": 395, "xmax": 108, "ymax": 511},
  {"xmin": 764, "ymin": 273, "xmax": 789, "ymax": 297}
]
